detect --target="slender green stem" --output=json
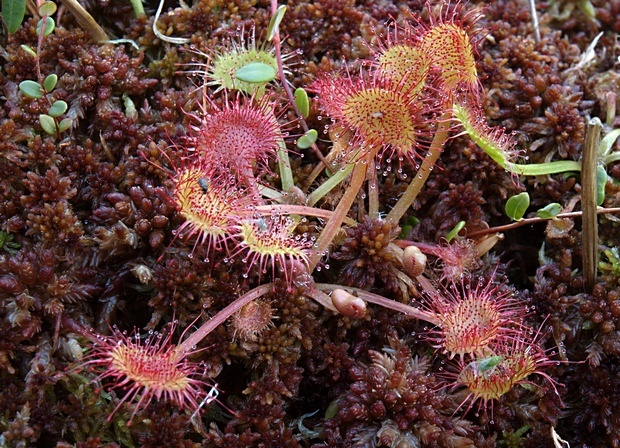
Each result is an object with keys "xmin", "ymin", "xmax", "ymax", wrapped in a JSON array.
[
  {"xmin": 276, "ymin": 138, "xmax": 294, "ymax": 193},
  {"xmin": 307, "ymin": 163, "xmax": 354, "ymax": 206},
  {"xmin": 176, "ymin": 283, "xmax": 273, "ymax": 354},
  {"xmin": 368, "ymin": 159, "xmax": 379, "ymax": 218},
  {"xmin": 129, "ymin": 0, "xmax": 145, "ymax": 17},
  {"xmin": 386, "ymin": 110, "xmax": 452, "ymax": 225},
  {"xmin": 258, "ymin": 184, "xmax": 285, "ymax": 200}
]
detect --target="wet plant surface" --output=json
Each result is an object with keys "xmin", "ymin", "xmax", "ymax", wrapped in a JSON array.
[{"xmin": 1, "ymin": 0, "xmax": 620, "ymax": 447}]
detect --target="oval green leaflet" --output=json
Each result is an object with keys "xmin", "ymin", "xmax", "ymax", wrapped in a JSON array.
[
  {"xmin": 294, "ymin": 88, "xmax": 310, "ymax": 118},
  {"xmin": 19, "ymin": 80, "xmax": 44, "ymax": 99},
  {"xmin": 505, "ymin": 192, "xmax": 530, "ymax": 221},
  {"xmin": 297, "ymin": 129, "xmax": 318, "ymax": 149},
  {"xmin": 536, "ymin": 203, "xmax": 562, "ymax": 219},
  {"xmin": 234, "ymin": 62, "xmax": 276, "ymax": 84},
  {"xmin": 39, "ymin": 114, "xmax": 57, "ymax": 135},
  {"xmin": 47, "ymin": 100, "xmax": 67, "ymax": 118}
]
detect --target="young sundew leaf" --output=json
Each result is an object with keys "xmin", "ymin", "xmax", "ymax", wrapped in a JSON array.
[
  {"xmin": 536, "ymin": 203, "xmax": 562, "ymax": 219},
  {"xmin": 297, "ymin": 129, "xmax": 318, "ymax": 149},
  {"xmin": 266, "ymin": 4, "xmax": 286, "ymax": 41},
  {"xmin": 294, "ymin": 88, "xmax": 310, "ymax": 118},
  {"xmin": 39, "ymin": 114, "xmax": 57, "ymax": 135},
  {"xmin": 19, "ymin": 80, "xmax": 44, "ymax": 99},
  {"xmin": 3, "ymin": 0, "xmax": 28, "ymax": 34},
  {"xmin": 505, "ymin": 192, "xmax": 530, "ymax": 221},
  {"xmin": 234, "ymin": 62, "xmax": 276, "ymax": 84}
]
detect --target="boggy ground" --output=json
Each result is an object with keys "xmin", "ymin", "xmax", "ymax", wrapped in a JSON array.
[{"xmin": 1, "ymin": 0, "xmax": 620, "ymax": 447}]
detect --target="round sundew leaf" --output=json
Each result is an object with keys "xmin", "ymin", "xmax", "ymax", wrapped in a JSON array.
[
  {"xmin": 47, "ymin": 100, "xmax": 67, "ymax": 118},
  {"xmin": 446, "ymin": 221, "xmax": 466, "ymax": 242},
  {"xmin": 294, "ymin": 88, "xmax": 310, "ymax": 118},
  {"xmin": 296, "ymin": 129, "xmax": 318, "ymax": 149},
  {"xmin": 266, "ymin": 5, "xmax": 286, "ymax": 41},
  {"xmin": 39, "ymin": 114, "xmax": 57, "ymax": 135},
  {"xmin": 19, "ymin": 80, "xmax": 44, "ymax": 98},
  {"xmin": 36, "ymin": 17, "xmax": 55, "ymax": 36},
  {"xmin": 234, "ymin": 62, "xmax": 276, "ymax": 84},
  {"xmin": 57, "ymin": 118, "xmax": 72, "ymax": 133},
  {"xmin": 536, "ymin": 203, "xmax": 562, "ymax": 219},
  {"xmin": 38, "ymin": 1, "xmax": 57, "ymax": 16},
  {"xmin": 43, "ymin": 74, "xmax": 58, "ymax": 92},
  {"xmin": 505, "ymin": 192, "xmax": 530, "ymax": 221}
]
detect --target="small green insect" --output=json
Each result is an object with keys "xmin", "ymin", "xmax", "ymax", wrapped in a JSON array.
[{"xmin": 466, "ymin": 355, "xmax": 504, "ymax": 378}]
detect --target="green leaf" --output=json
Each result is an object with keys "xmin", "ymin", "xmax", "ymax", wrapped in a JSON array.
[
  {"xmin": 47, "ymin": 100, "xmax": 67, "ymax": 118},
  {"xmin": 536, "ymin": 203, "xmax": 562, "ymax": 219},
  {"xmin": 57, "ymin": 118, "xmax": 72, "ymax": 133},
  {"xmin": 294, "ymin": 88, "xmax": 310, "ymax": 118},
  {"xmin": 234, "ymin": 62, "xmax": 276, "ymax": 84},
  {"xmin": 20, "ymin": 45, "xmax": 37, "ymax": 57},
  {"xmin": 38, "ymin": 1, "xmax": 57, "ymax": 16},
  {"xmin": 2, "ymin": 0, "xmax": 27, "ymax": 34},
  {"xmin": 19, "ymin": 80, "xmax": 44, "ymax": 99},
  {"xmin": 505, "ymin": 192, "xmax": 530, "ymax": 221},
  {"xmin": 36, "ymin": 17, "xmax": 55, "ymax": 37},
  {"xmin": 39, "ymin": 114, "xmax": 57, "ymax": 135},
  {"xmin": 324, "ymin": 399, "xmax": 339, "ymax": 419},
  {"xmin": 598, "ymin": 128, "xmax": 620, "ymax": 158},
  {"xmin": 445, "ymin": 221, "xmax": 466, "ymax": 242},
  {"xmin": 43, "ymin": 73, "xmax": 58, "ymax": 92},
  {"xmin": 266, "ymin": 5, "xmax": 286, "ymax": 41},
  {"xmin": 296, "ymin": 129, "xmax": 318, "ymax": 149},
  {"xmin": 596, "ymin": 165, "xmax": 607, "ymax": 206}
]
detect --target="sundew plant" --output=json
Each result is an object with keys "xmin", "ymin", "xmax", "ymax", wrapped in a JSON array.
[{"xmin": 3, "ymin": 0, "xmax": 619, "ymax": 446}]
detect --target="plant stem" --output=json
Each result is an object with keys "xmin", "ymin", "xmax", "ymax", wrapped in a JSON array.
[
  {"xmin": 253, "ymin": 204, "xmax": 356, "ymax": 226},
  {"xmin": 368, "ymin": 159, "xmax": 380, "ymax": 218},
  {"xmin": 269, "ymin": 0, "xmax": 332, "ymax": 172},
  {"xmin": 582, "ymin": 117, "xmax": 602, "ymax": 292},
  {"xmin": 465, "ymin": 207, "xmax": 620, "ymax": 238},
  {"xmin": 386, "ymin": 110, "xmax": 452, "ymax": 225},
  {"xmin": 306, "ymin": 163, "xmax": 354, "ymax": 206},
  {"xmin": 315, "ymin": 283, "xmax": 440, "ymax": 326},
  {"xmin": 276, "ymin": 137, "xmax": 294, "ymax": 193},
  {"xmin": 176, "ymin": 283, "xmax": 273, "ymax": 354},
  {"xmin": 507, "ymin": 160, "xmax": 582, "ymax": 176},
  {"xmin": 308, "ymin": 153, "xmax": 372, "ymax": 271}
]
